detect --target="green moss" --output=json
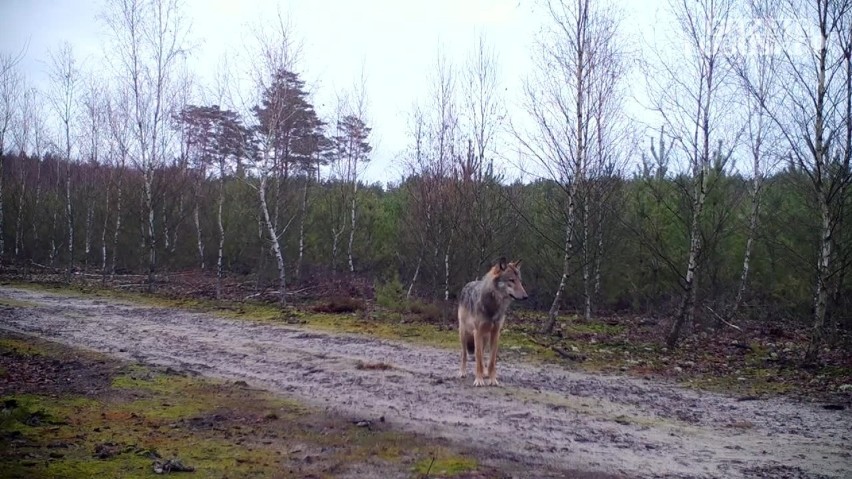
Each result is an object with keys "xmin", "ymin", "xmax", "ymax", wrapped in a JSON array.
[
  {"xmin": 46, "ymin": 456, "xmax": 152, "ymax": 478},
  {"xmin": 689, "ymin": 369, "xmax": 794, "ymax": 396},
  {"xmin": 111, "ymin": 365, "xmax": 198, "ymax": 393},
  {"xmin": 562, "ymin": 319, "xmax": 626, "ymax": 336},
  {"xmin": 2, "ymin": 394, "xmax": 99, "ymax": 424},
  {"xmin": 0, "ymin": 297, "xmax": 38, "ymax": 308},
  {"xmin": 0, "ymin": 337, "xmax": 49, "ymax": 357},
  {"xmin": 413, "ymin": 455, "xmax": 477, "ymax": 476}
]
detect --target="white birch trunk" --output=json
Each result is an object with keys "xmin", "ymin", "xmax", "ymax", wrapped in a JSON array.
[
  {"xmin": 101, "ymin": 178, "xmax": 110, "ymax": 283},
  {"xmin": 348, "ymin": 178, "xmax": 358, "ymax": 273},
  {"xmin": 14, "ymin": 175, "xmax": 25, "ymax": 259},
  {"xmin": 407, "ymin": 255, "xmax": 422, "ymax": 299},
  {"xmin": 84, "ymin": 203, "xmax": 93, "ymax": 268},
  {"xmin": 730, "ymin": 173, "xmax": 761, "ymax": 319},
  {"xmin": 296, "ymin": 175, "xmax": 308, "ymax": 282},
  {"xmin": 216, "ymin": 174, "xmax": 225, "ymax": 299},
  {"xmin": 667, "ymin": 170, "xmax": 708, "ymax": 347},
  {"xmin": 0, "ymin": 156, "xmax": 4, "ymax": 258},
  {"xmin": 144, "ymin": 170, "xmax": 156, "ymax": 292},
  {"xmin": 111, "ymin": 174, "xmax": 122, "ymax": 277},
  {"xmin": 806, "ymin": 197, "xmax": 832, "ymax": 361},
  {"xmin": 194, "ymin": 200, "xmax": 204, "ymax": 271},
  {"xmin": 804, "ymin": 10, "xmax": 832, "ymax": 363},
  {"xmin": 31, "ymin": 159, "xmax": 41, "ymax": 244},
  {"xmin": 444, "ymin": 241, "xmax": 451, "ymax": 301},
  {"xmin": 582, "ymin": 191, "xmax": 592, "ymax": 321},
  {"xmin": 49, "ymin": 210, "xmax": 57, "ymax": 266},
  {"xmin": 331, "ymin": 227, "xmax": 344, "ymax": 272},
  {"xmin": 593, "ymin": 198, "xmax": 604, "ymax": 298},
  {"xmin": 100, "ymin": 211, "xmax": 108, "ymax": 283},
  {"xmin": 162, "ymin": 209, "xmax": 170, "ymax": 252},
  {"xmin": 259, "ymin": 172, "xmax": 286, "ymax": 304},
  {"xmin": 65, "ymin": 162, "xmax": 73, "ymax": 282},
  {"xmin": 170, "ymin": 195, "xmax": 182, "ymax": 254},
  {"xmin": 544, "ymin": 187, "xmax": 576, "ymax": 333}
]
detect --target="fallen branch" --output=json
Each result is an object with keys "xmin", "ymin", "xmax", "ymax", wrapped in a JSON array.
[
  {"xmin": 706, "ymin": 306, "xmax": 743, "ymax": 332},
  {"xmin": 153, "ymin": 458, "xmax": 195, "ymax": 474},
  {"xmin": 244, "ymin": 286, "xmax": 316, "ymax": 300},
  {"xmin": 27, "ymin": 261, "xmax": 62, "ymax": 273},
  {"xmin": 523, "ymin": 333, "xmax": 587, "ymax": 362}
]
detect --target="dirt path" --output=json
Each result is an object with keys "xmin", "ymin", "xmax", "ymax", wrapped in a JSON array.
[{"xmin": 0, "ymin": 286, "xmax": 848, "ymax": 479}]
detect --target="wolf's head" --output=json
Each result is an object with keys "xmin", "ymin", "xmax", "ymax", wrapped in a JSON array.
[{"xmin": 490, "ymin": 257, "xmax": 528, "ymax": 301}]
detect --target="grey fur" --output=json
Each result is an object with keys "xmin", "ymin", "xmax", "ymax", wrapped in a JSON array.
[{"xmin": 457, "ymin": 259, "xmax": 528, "ymax": 386}]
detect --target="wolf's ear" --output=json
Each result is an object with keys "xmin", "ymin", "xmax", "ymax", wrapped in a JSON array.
[
  {"xmin": 512, "ymin": 259, "xmax": 523, "ymax": 268},
  {"xmin": 498, "ymin": 257, "xmax": 508, "ymax": 271}
]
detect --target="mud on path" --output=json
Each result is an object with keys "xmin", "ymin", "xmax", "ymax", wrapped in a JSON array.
[{"xmin": 0, "ymin": 286, "xmax": 848, "ymax": 479}]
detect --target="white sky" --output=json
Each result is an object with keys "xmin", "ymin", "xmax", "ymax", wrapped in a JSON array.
[{"xmin": 0, "ymin": 0, "xmax": 663, "ymax": 184}]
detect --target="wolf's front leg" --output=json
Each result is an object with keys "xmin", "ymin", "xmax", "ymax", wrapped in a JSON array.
[
  {"xmin": 472, "ymin": 328, "xmax": 487, "ymax": 387},
  {"xmin": 487, "ymin": 327, "xmax": 501, "ymax": 386}
]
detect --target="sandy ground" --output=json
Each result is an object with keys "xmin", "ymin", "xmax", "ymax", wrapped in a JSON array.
[{"xmin": 0, "ymin": 286, "xmax": 848, "ymax": 479}]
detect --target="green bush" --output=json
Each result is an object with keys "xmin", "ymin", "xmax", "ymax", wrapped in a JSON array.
[
  {"xmin": 406, "ymin": 299, "xmax": 443, "ymax": 323},
  {"xmin": 375, "ymin": 276, "xmax": 404, "ymax": 309}
]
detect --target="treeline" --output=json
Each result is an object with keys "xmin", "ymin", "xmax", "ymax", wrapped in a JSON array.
[
  {"xmin": 1, "ymin": 150, "xmax": 848, "ymax": 326},
  {"xmin": 1, "ymin": 0, "xmax": 851, "ymax": 364}
]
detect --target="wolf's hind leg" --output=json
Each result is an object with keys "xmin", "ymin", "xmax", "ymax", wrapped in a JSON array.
[{"xmin": 457, "ymin": 330, "xmax": 469, "ymax": 378}]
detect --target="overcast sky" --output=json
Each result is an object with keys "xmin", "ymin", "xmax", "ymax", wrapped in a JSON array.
[{"xmin": 0, "ymin": 0, "xmax": 662, "ymax": 183}]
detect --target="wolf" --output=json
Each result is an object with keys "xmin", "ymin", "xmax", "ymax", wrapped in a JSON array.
[{"xmin": 457, "ymin": 258, "xmax": 528, "ymax": 386}]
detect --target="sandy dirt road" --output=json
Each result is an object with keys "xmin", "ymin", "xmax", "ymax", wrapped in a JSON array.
[{"xmin": 0, "ymin": 286, "xmax": 848, "ymax": 478}]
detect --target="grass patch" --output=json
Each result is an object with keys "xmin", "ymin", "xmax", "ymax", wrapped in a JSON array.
[
  {"xmin": 0, "ymin": 297, "xmax": 37, "ymax": 308},
  {"xmin": 0, "ymin": 336, "xmax": 71, "ymax": 358},
  {"xmin": 563, "ymin": 319, "xmax": 626, "ymax": 336},
  {"xmin": 414, "ymin": 455, "xmax": 477, "ymax": 476}
]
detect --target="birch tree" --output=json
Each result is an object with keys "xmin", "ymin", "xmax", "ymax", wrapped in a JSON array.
[
  {"xmin": 518, "ymin": 0, "xmax": 624, "ymax": 333},
  {"xmin": 645, "ymin": 0, "xmax": 737, "ymax": 347},
  {"xmin": 176, "ymin": 104, "xmax": 245, "ymax": 296},
  {"xmin": 727, "ymin": 0, "xmax": 782, "ymax": 320},
  {"xmin": 80, "ymin": 73, "xmax": 107, "ymax": 270},
  {"xmin": 243, "ymin": 20, "xmax": 295, "ymax": 302},
  {"xmin": 329, "ymin": 86, "xmax": 371, "ymax": 273},
  {"xmin": 104, "ymin": 90, "xmax": 131, "ymax": 279},
  {"xmin": 1, "ymin": 49, "xmax": 25, "ymax": 260},
  {"xmin": 457, "ymin": 34, "xmax": 513, "ymax": 281},
  {"xmin": 239, "ymin": 13, "xmax": 323, "ymax": 303},
  {"xmin": 12, "ymin": 86, "xmax": 36, "ymax": 259},
  {"xmin": 344, "ymin": 81, "xmax": 371, "ymax": 274},
  {"xmin": 745, "ymin": 0, "xmax": 852, "ymax": 362},
  {"xmin": 581, "ymin": 8, "xmax": 627, "ymax": 321},
  {"xmin": 403, "ymin": 105, "xmax": 428, "ymax": 298},
  {"xmin": 102, "ymin": 0, "xmax": 189, "ymax": 292},
  {"xmin": 47, "ymin": 43, "xmax": 80, "ymax": 282},
  {"xmin": 405, "ymin": 49, "xmax": 464, "ymax": 301}
]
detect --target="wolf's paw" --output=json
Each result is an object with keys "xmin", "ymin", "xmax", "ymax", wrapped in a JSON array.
[
  {"xmin": 473, "ymin": 377, "xmax": 487, "ymax": 387},
  {"xmin": 488, "ymin": 377, "xmax": 500, "ymax": 386},
  {"xmin": 457, "ymin": 370, "xmax": 467, "ymax": 379}
]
